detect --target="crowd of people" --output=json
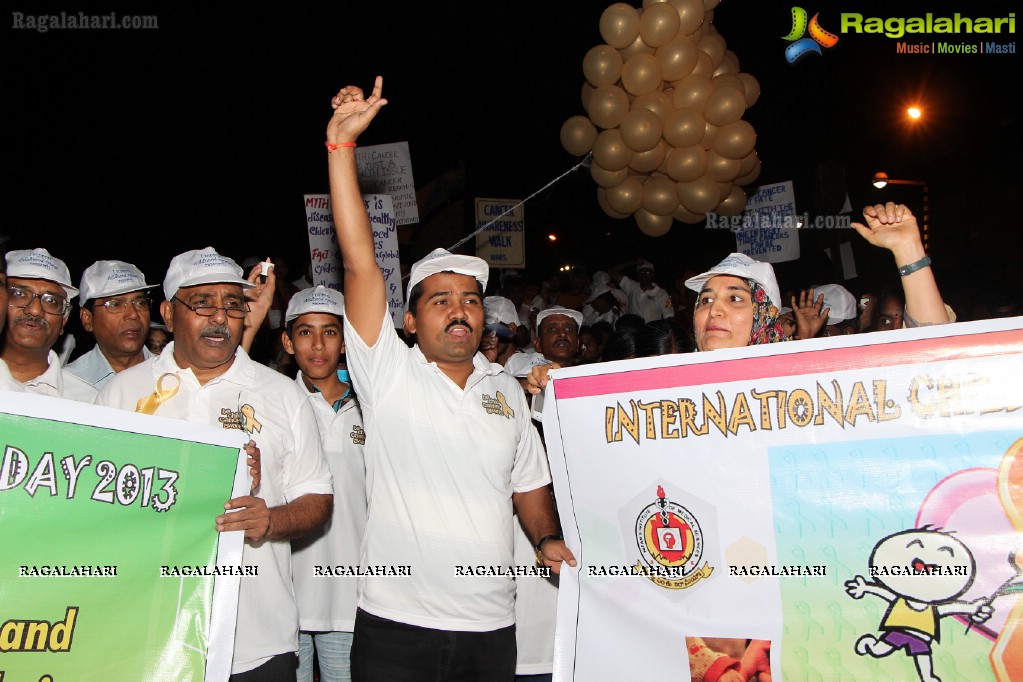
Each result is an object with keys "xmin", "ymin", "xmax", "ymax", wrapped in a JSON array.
[{"xmin": 0, "ymin": 74, "xmax": 1015, "ymax": 682}]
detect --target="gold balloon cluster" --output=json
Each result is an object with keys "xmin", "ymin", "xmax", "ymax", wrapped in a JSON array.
[{"xmin": 560, "ymin": 0, "xmax": 761, "ymax": 237}]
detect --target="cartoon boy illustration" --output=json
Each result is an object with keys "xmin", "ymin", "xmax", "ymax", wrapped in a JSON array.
[{"xmin": 845, "ymin": 527, "xmax": 994, "ymax": 682}]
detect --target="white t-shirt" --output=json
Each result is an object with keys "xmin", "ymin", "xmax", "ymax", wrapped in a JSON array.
[
  {"xmin": 513, "ymin": 518, "xmax": 559, "ymax": 674},
  {"xmin": 4, "ymin": 350, "xmax": 98, "ymax": 403},
  {"xmin": 344, "ymin": 311, "xmax": 551, "ymax": 632},
  {"xmin": 619, "ymin": 276, "xmax": 674, "ymax": 323},
  {"xmin": 291, "ymin": 376, "xmax": 367, "ymax": 633},
  {"xmin": 0, "ymin": 359, "xmax": 27, "ymax": 392},
  {"xmin": 96, "ymin": 342, "xmax": 333, "ymax": 674}
]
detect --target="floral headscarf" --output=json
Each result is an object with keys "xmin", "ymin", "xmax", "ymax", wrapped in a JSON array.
[{"xmin": 748, "ymin": 280, "xmax": 785, "ymax": 345}]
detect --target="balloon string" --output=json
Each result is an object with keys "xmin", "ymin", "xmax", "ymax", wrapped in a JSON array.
[{"xmin": 443, "ymin": 153, "xmax": 593, "ymax": 256}]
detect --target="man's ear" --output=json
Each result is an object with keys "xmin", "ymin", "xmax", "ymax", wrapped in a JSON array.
[
  {"xmin": 533, "ymin": 336, "xmax": 543, "ymax": 353},
  {"xmin": 281, "ymin": 330, "xmax": 296, "ymax": 356},
  {"xmin": 80, "ymin": 308, "xmax": 94, "ymax": 333},
  {"xmin": 160, "ymin": 301, "xmax": 175, "ymax": 333},
  {"xmin": 403, "ymin": 310, "xmax": 417, "ymax": 336}
]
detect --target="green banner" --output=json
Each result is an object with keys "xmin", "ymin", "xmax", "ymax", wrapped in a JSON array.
[{"xmin": 0, "ymin": 394, "xmax": 245, "ymax": 682}]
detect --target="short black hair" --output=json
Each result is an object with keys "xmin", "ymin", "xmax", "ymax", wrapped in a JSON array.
[{"xmin": 407, "ymin": 274, "xmax": 485, "ymax": 317}]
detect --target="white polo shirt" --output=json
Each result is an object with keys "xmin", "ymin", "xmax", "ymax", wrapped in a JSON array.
[
  {"xmin": 96, "ymin": 342, "xmax": 333, "ymax": 674},
  {"xmin": 291, "ymin": 375, "xmax": 367, "ymax": 633},
  {"xmin": 345, "ymin": 311, "xmax": 551, "ymax": 632},
  {"xmin": 4, "ymin": 350, "xmax": 98, "ymax": 403},
  {"xmin": 65, "ymin": 345, "xmax": 154, "ymax": 390},
  {"xmin": 0, "ymin": 359, "xmax": 27, "ymax": 392},
  {"xmin": 620, "ymin": 276, "xmax": 674, "ymax": 322}
]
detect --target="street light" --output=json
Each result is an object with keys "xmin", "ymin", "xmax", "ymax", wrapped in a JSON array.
[{"xmin": 872, "ymin": 172, "xmax": 930, "ymax": 251}]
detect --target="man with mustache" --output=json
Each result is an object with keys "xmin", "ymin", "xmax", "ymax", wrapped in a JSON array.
[
  {"xmin": 0, "ymin": 247, "xmax": 96, "ymax": 401},
  {"xmin": 327, "ymin": 76, "xmax": 575, "ymax": 681},
  {"xmin": 65, "ymin": 260, "xmax": 158, "ymax": 390},
  {"xmin": 97, "ymin": 246, "xmax": 333, "ymax": 679}
]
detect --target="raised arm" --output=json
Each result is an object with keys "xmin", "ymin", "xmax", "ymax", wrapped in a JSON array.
[
  {"xmin": 326, "ymin": 76, "xmax": 389, "ymax": 344},
  {"xmin": 852, "ymin": 202, "xmax": 948, "ymax": 326}
]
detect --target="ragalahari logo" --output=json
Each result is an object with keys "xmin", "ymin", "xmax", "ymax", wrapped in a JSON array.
[{"xmin": 783, "ymin": 7, "xmax": 839, "ymax": 64}]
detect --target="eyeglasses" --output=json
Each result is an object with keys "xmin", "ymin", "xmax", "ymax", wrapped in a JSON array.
[
  {"xmin": 173, "ymin": 296, "xmax": 250, "ymax": 319},
  {"xmin": 95, "ymin": 298, "xmax": 152, "ymax": 313},
  {"xmin": 7, "ymin": 285, "xmax": 69, "ymax": 315}
]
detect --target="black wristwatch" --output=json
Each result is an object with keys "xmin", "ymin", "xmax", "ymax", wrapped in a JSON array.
[{"xmin": 534, "ymin": 534, "xmax": 563, "ymax": 563}]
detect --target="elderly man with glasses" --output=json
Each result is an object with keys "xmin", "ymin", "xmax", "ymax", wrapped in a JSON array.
[
  {"xmin": 1, "ymin": 247, "xmax": 97, "ymax": 401},
  {"xmin": 65, "ymin": 260, "xmax": 159, "ymax": 390},
  {"xmin": 97, "ymin": 246, "xmax": 333, "ymax": 679}
]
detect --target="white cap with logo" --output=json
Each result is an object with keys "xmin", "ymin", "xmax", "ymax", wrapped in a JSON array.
[
  {"xmin": 536, "ymin": 306, "xmax": 584, "ymax": 333},
  {"xmin": 407, "ymin": 248, "xmax": 489, "ymax": 300},
  {"xmin": 285, "ymin": 285, "xmax": 346, "ymax": 323},
  {"xmin": 684, "ymin": 252, "xmax": 781, "ymax": 310},
  {"xmin": 163, "ymin": 247, "xmax": 255, "ymax": 301},
  {"xmin": 79, "ymin": 260, "xmax": 157, "ymax": 304},
  {"xmin": 813, "ymin": 283, "xmax": 858, "ymax": 324},
  {"xmin": 484, "ymin": 296, "xmax": 519, "ymax": 338},
  {"xmin": 6, "ymin": 247, "xmax": 79, "ymax": 300}
]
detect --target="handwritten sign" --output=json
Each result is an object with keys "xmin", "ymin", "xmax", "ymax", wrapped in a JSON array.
[{"xmin": 354, "ymin": 142, "xmax": 420, "ymax": 226}]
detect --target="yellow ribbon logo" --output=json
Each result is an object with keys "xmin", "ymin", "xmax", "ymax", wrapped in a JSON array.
[
  {"xmin": 496, "ymin": 391, "xmax": 515, "ymax": 419},
  {"xmin": 240, "ymin": 404, "xmax": 262, "ymax": 434},
  {"xmin": 135, "ymin": 373, "xmax": 180, "ymax": 415}
]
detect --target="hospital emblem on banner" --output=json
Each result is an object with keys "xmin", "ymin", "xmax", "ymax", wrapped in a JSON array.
[{"xmin": 634, "ymin": 485, "xmax": 714, "ymax": 590}]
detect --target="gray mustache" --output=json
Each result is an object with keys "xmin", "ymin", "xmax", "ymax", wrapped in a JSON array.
[
  {"xmin": 200, "ymin": 323, "xmax": 232, "ymax": 339},
  {"xmin": 14, "ymin": 314, "xmax": 50, "ymax": 331}
]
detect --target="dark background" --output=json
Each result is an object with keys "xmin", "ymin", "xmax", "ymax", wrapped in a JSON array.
[{"xmin": 5, "ymin": 1, "xmax": 1020, "ymax": 332}]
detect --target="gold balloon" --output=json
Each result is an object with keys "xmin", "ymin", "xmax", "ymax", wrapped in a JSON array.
[
  {"xmin": 670, "ymin": 74, "xmax": 713, "ymax": 112},
  {"xmin": 586, "ymin": 84, "xmax": 630, "ymax": 129},
  {"xmin": 628, "ymin": 140, "xmax": 667, "ymax": 173},
  {"xmin": 582, "ymin": 44, "xmax": 625, "ymax": 88},
  {"xmin": 597, "ymin": 187, "xmax": 632, "ymax": 219},
  {"xmin": 643, "ymin": 0, "xmax": 670, "ymax": 5},
  {"xmin": 712, "ymin": 120, "xmax": 757, "ymax": 160},
  {"xmin": 703, "ymin": 85, "xmax": 744, "ymax": 125},
  {"xmin": 701, "ymin": 120, "xmax": 718, "ymax": 149},
  {"xmin": 703, "ymin": 0, "xmax": 721, "ymax": 10},
  {"xmin": 621, "ymin": 108, "xmax": 664, "ymax": 153},
  {"xmin": 581, "ymin": 82, "xmax": 595, "ymax": 110},
  {"xmin": 662, "ymin": 107, "xmax": 705, "ymax": 148},
  {"xmin": 631, "ymin": 90, "xmax": 673, "ymax": 123},
  {"xmin": 642, "ymin": 176, "xmax": 680, "ymax": 215},
  {"xmin": 735, "ymin": 158, "xmax": 761, "ymax": 186},
  {"xmin": 606, "ymin": 175, "xmax": 645, "ymax": 215},
  {"xmin": 619, "ymin": 32, "xmax": 656, "ymax": 61},
  {"xmin": 591, "ymin": 162, "xmax": 630, "ymax": 188},
  {"xmin": 717, "ymin": 181, "xmax": 732, "ymax": 201},
  {"xmin": 705, "ymin": 150, "xmax": 741, "ymax": 182},
  {"xmin": 656, "ymin": 36, "xmax": 698, "ymax": 82},
  {"xmin": 621, "ymin": 53, "xmax": 663, "ymax": 96},
  {"xmin": 697, "ymin": 33, "xmax": 726, "ymax": 67},
  {"xmin": 639, "ymin": 2, "xmax": 681, "ymax": 48},
  {"xmin": 677, "ymin": 177, "xmax": 720, "ymax": 214},
  {"xmin": 673, "ymin": 204, "xmax": 706, "ymax": 224},
  {"xmin": 592, "ymin": 128, "xmax": 633, "ymax": 171},
  {"xmin": 714, "ymin": 50, "xmax": 740, "ymax": 76},
  {"xmin": 635, "ymin": 208, "xmax": 674, "ymax": 236},
  {"xmin": 737, "ymin": 72, "xmax": 760, "ymax": 108},
  {"xmin": 738, "ymin": 149, "xmax": 759, "ymax": 176},
  {"xmin": 670, "ymin": 0, "xmax": 705, "ymax": 34},
  {"xmin": 560, "ymin": 116, "xmax": 599, "ymax": 156},
  {"xmin": 664, "ymin": 145, "xmax": 707, "ymax": 182},
  {"xmin": 600, "ymin": 3, "xmax": 641, "ymax": 49},
  {"xmin": 716, "ymin": 185, "xmax": 747, "ymax": 216},
  {"xmin": 690, "ymin": 49, "xmax": 714, "ymax": 77},
  {"xmin": 711, "ymin": 73, "xmax": 744, "ymax": 92}
]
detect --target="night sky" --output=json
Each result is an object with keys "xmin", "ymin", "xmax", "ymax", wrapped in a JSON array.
[{"xmin": 6, "ymin": 1, "xmax": 1020, "ymax": 321}]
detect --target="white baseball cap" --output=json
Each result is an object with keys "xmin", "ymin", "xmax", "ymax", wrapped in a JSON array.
[
  {"xmin": 163, "ymin": 247, "xmax": 255, "ymax": 300},
  {"xmin": 502, "ymin": 349, "xmax": 551, "ymax": 378},
  {"xmin": 684, "ymin": 252, "xmax": 781, "ymax": 310},
  {"xmin": 484, "ymin": 296, "xmax": 518, "ymax": 338},
  {"xmin": 536, "ymin": 306, "xmax": 584, "ymax": 333},
  {"xmin": 79, "ymin": 260, "xmax": 157, "ymax": 304},
  {"xmin": 285, "ymin": 285, "xmax": 346, "ymax": 323},
  {"xmin": 587, "ymin": 283, "xmax": 614, "ymax": 304},
  {"xmin": 6, "ymin": 248, "xmax": 78, "ymax": 300},
  {"xmin": 813, "ymin": 283, "xmax": 857, "ymax": 324},
  {"xmin": 407, "ymin": 248, "xmax": 489, "ymax": 299}
]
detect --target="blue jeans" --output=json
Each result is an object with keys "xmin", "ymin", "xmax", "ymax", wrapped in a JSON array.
[{"xmin": 298, "ymin": 630, "xmax": 353, "ymax": 682}]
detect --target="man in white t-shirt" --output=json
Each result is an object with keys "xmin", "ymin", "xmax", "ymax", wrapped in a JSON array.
[
  {"xmin": 1, "ymin": 248, "xmax": 96, "ymax": 401},
  {"xmin": 65, "ymin": 260, "xmax": 158, "ymax": 390},
  {"xmin": 326, "ymin": 75, "xmax": 575, "ymax": 681},
  {"xmin": 282, "ymin": 286, "xmax": 366, "ymax": 682},
  {"xmin": 97, "ymin": 246, "xmax": 333, "ymax": 679},
  {"xmin": 610, "ymin": 258, "xmax": 674, "ymax": 323}
]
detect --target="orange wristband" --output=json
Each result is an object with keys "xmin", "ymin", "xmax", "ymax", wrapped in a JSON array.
[{"xmin": 325, "ymin": 141, "xmax": 357, "ymax": 152}]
